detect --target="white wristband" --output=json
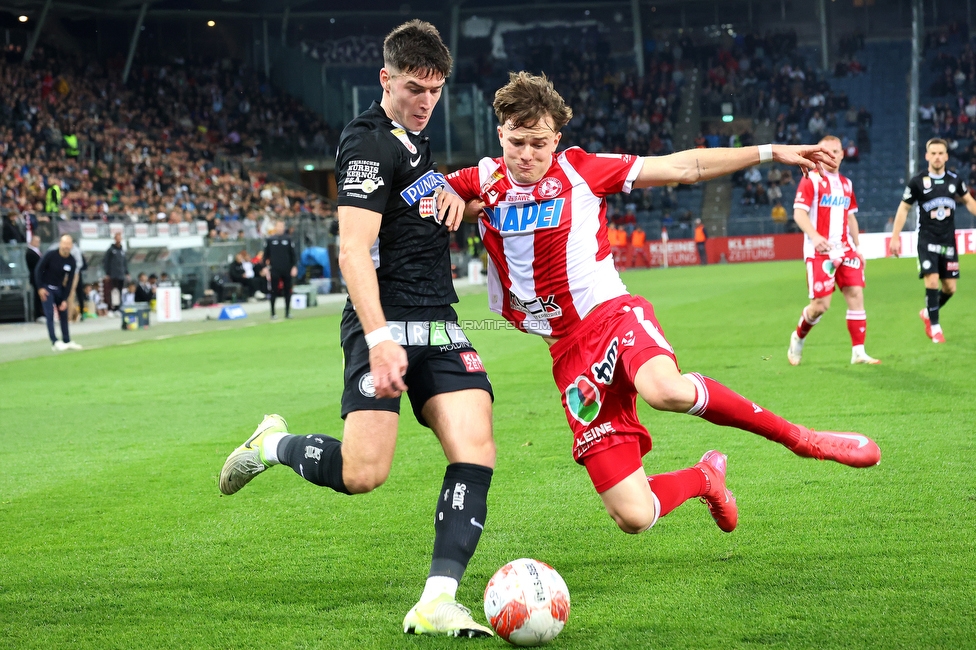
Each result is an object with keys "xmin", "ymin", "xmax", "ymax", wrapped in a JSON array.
[
  {"xmin": 364, "ymin": 326, "xmax": 393, "ymax": 349},
  {"xmin": 758, "ymin": 144, "xmax": 773, "ymax": 164}
]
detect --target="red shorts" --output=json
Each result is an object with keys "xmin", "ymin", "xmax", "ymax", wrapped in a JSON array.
[
  {"xmin": 550, "ymin": 294, "xmax": 678, "ymax": 489},
  {"xmin": 806, "ymin": 253, "xmax": 865, "ymax": 299}
]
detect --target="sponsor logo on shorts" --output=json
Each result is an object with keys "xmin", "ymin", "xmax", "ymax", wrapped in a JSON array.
[
  {"xmin": 359, "ymin": 372, "xmax": 376, "ymax": 398},
  {"xmin": 922, "ymin": 260, "xmax": 932, "ymax": 270},
  {"xmin": 460, "ymin": 351, "xmax": 485, "ymax": 373},
  {"xmin": 591, "ymin": 338, "xmax": 619, "ymax": 385},
  {"xmin": 566, "ymin": 376, "xmax": 602, "ymax": 425},
  {"xmin": 814, "ymin": 281, "xmax": 824, "ymax": 292},
  {"xmin": 947, "ymin": 261, "xmax": 960, "ymax": 271},
  {"xmin": 842, "ymin": 256, "xmax": 862, "ymax": 269},
  {"xmin": 821, "ymin": 259, "xmax": 837, "ymax": 277},
  {"xmin": 574, "ymin": 421, "xmax": 616, "ymax": 454}
]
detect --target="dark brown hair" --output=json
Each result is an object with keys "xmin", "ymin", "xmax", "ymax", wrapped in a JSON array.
[
  {"xmin": 383, "ymin": 20, "xmax": 452, "ymax": 79},
  {"xmin": 493, "ymin": 71, "xmax": 573, "ymax": 131}
]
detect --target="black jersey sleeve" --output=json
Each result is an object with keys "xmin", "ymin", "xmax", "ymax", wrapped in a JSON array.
[
  {"xmin": 954, "ymin": 178, "xmax": 968, "ymax": 198},
  {"xmin": 901, "ymin": 176, "xmax": 920, "ymax": 205},
  {"xmin": 335, "ymin": 131, "xmax": 396, "ymax": 214}
]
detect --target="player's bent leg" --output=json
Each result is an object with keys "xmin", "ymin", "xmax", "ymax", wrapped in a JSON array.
[
  {"xmin": 331, "ymin": 410, "xmax": 400, "ymax": 493},
  {"xmin": 597, "ymin": 468, "xmax": 661, "ymax": 534},
  {"xmin": 633, "ymin": 355, "xmax": 697, "ymax": 413}
]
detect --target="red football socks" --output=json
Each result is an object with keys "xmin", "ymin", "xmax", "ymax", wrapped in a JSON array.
[
  {"xmin": 846, "ymin": 310, "xmax": 866, "ymax": 346},
  {"xmin": 647, "ymin": 468, "xmax": 707, "ymax": 518},
  {"xmin": 684, "ymin": 373, "xmax": 800, "ymax": 447},
  {"xmin": 796, "ymin": 305, "xmax": 820, "ymax": 339}
]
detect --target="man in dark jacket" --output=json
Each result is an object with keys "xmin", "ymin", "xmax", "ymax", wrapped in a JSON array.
[
  {"xmin": 263, "ymin": 221, "xmax": 297, "ymax": 319},
  {"xmin": 26, "ymin": 234, "xmax": 42, "ymax": 320},
  {"xmin": 103, "ymin": 231, "xmax": 128, "ymax": 312},
  {"xmin": 36, "ymin": 235, "xmax": 82, "ymax": 351}
]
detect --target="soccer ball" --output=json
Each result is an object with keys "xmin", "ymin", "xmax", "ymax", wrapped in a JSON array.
[{"xmin": 484, "ymin": 558, "xmax": 570, "ymax": 646}]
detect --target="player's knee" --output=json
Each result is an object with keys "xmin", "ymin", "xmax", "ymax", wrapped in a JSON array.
[
  {"xmin": 342, "ymin": 465, "xmax": 390, "ymax": 494},
  {"xmin": 609, "ymin": 507, "xmax": 654, "ymax": 534},
  {"xmin": 643, "ymin": 375, "xmax": 695, "ymax": 412}
]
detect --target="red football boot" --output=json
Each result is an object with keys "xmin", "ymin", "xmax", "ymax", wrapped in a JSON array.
[
  {"xmin": 790, "ymin": 426, "xmax": 881, "ymax": 468},
  {"xmin": 695, "ymin": 450, "xmax": 738, "ymax": 533}
]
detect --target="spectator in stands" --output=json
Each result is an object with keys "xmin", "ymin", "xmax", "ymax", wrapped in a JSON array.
[
  {"xmin": 844, "ymin": 139, "xmax": 859, "ymax": 163},
  {"xmin": 103, "ymin": 231, "xmax": 128, "ymax": 312},
  {"xmin": 771, "ymin": 200, "xmax": 788, "ymax": 224},
  {"xmin": 135, "ymin": 273, "xmax": 154, "ymax": 303},
  {"xmin": 857, "ymin": 124, "xmax": 872, "ymax": 154},
  {"xmin": 2, "ymin": 213, "xmax": 24, "ymax": 243},
  {"xmin": 808, "ymin": 111, "xmax": 826, "ymax": 140},
  {"xmin": 845, "ymin": 105, "xmax": 859, "ymax": 127},
  {"xmin": 919, "ymin": 102, "xmax": 936, "ymax": 123},
  {"xmin": 857, "ymin": 106, "xmax": 873, "ymax": 128},
  {"xmin": 741, "ymin": 183, "xmax": 758, "ymax": 205}
]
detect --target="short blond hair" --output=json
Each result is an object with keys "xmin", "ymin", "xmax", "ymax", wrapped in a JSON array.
[{"xmin": 925, "ymin": 138, "xmax": 948, "ymax": 152}]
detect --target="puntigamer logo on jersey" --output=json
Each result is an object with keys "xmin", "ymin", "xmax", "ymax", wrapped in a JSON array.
[
  {"xmin": 819, "ymin": 195, "xmax": 850, "ymax": 208},
  {"xmin": 400, "ymin": 171, "xmax": 446, "ymax": 205},
  {"xmin": 485, "ymin": 198, "xmax": 565, "ymax": 233}
]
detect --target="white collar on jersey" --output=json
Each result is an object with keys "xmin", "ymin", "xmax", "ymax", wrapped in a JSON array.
[{"xmin": 390, "ymin": 119, "xmax": 420, "ymax": 136}]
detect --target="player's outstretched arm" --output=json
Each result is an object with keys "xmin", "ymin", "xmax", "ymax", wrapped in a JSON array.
[
  {"xmin": 338, "ymin": 205, "xmax": 408, "ymax": 397},
  {"xmin": 889, "ymin": 201, "xmax": 912, "ymax": 257},
  {"xmin": 961, "ymin": 191, "xmax": 976, "ymax": 216},
  {"xmin": 633, "ymin": 144, "xmax": 836, "ymax": 188}
]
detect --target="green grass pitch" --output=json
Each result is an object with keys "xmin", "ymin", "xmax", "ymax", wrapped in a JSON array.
[{"xmin": 1, "ymin": 255, "xmax": 974, "ymax": 649}]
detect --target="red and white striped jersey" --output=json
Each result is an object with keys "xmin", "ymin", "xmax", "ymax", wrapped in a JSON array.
[
  {"xmin": 793, "ymin": 171, "xmax": 859, "ymax": 259},
  {"xmin": 446, "ymin": 147, "xmax": 643, "ymax": 338}
]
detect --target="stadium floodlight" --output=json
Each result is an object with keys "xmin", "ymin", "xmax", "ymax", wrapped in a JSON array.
[
  {"xmin": 304, "ymin": 164, "xmax": 315, "ymax": 171},
  {"xmin": 207, "ymin": 20, "xmax": 216, "ymax": 27},
  {"xmin": 18, "ymin": 15, "xmax": 28, "ymax": 22}
]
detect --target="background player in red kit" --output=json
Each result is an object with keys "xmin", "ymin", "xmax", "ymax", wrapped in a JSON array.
[
  {"xmin": 446, "ymin": 72, "xmax": 881, "ymax": 537},
  {"xmin": 787, "ymin": 135, "xmax": 880, "ymax": 366}
]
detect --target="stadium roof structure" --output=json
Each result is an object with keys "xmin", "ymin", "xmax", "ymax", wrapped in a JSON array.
[{"xmin": 1, "ymin": 0, "xmax": 703, "ymax": 21}]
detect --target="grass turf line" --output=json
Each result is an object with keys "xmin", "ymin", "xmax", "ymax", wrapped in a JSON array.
[{"xmin": 0, "ymin": 256, "xmax": 973, "ymax": 649}]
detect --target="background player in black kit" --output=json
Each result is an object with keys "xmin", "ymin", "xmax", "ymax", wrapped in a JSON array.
[
  {"xmin": 890, "ymin": 138, "xmax": 976, "ymax": 343},
  {"xmin": 219, "ymin": 21, "xmax": 496, "ymax": 638},
  {"xmin": 263, "ymin": 221, "xmax": 297, "ymax": 319}
]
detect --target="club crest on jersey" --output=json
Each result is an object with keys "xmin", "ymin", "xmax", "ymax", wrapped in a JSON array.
[
  {"xmin": 819, "ymin": 194, "xmax": 850, "ymax": 208},
  {"xmin": 419, "ymin": 196, "xmax": 436, "ymax": 218},
  {"xmin": 923, "ymin": 176, "xmax": 932, "ymax": 189},
  {"xmin": 537, "ymin": 177, "xmax": 563, "ymax": 199},
  {"xmin": 400, "ymin": 171, "xmax": 446, "ymax": 205},
  {"xmin": 948, "ymin": 184, "xmax": 956, "ymax": 193},
  {"xmin": 485, "ymin": 198, "xmax": 564, "ymax": 233},
  {"xmin": 566, "ymin": 376, "xmax": 602, "ymax": 425},
  {"xmin": 390, "ymin": 127, "xmax": 417, "ymax": 154}
]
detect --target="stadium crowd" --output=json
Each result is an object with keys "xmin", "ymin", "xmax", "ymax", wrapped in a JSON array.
[{"xmin": 0, "ymin": 45, "xmax": 336, "ymax": 239}]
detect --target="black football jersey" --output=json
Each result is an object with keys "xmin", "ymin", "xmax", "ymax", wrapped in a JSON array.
[
  {"xmin": 335, "ymin": 101, "xmax": 456, "ymax": 308},
  {"xmin": 902, "ymin": 170, "xmax": 968, "ymax": 242}
]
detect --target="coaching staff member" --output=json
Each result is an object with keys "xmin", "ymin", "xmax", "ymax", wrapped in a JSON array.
[
  {"xmin": 263, "ymin": 221, "xmax": 297, "ymax": 319},
  {"xmin": 103, "ymin": 231, "xmax": 128, "ymax": 312},
  {"xmin": 890, "ymin": 137, "xmax": 976, "ymax": 343},
  {"xmin": 219, "ymin": 20, "xmax": 495, "ymax": 638},
  {"xmin": 36, "ymin": 234, "xmax": 82, "ymax": 351}
]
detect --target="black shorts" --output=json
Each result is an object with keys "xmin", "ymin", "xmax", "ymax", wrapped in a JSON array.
[
  {"xmin": 917, "ymin": 236, "xmax": 960, "ymax": 279},
  {"xmin": 340, "ymin": 303, "xmax": 493, "ymax": 427}
]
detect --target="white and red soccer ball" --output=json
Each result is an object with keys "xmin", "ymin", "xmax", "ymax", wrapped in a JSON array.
[{"xmin": 484, "ymin": 558, "xmax": 570, "ymax": 646}]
